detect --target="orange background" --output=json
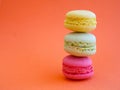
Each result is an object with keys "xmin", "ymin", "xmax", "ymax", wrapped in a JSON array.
[{"xmin": 0, "ymin": 0, "xmax": 120, "ymax": 90}]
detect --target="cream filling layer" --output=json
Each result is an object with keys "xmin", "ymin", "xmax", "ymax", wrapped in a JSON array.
[
  {"xmin": 64, "ymin": 18, "xmax": 96, "ymax": 26},
  {"xmin": 65, "ymin": 41, "xmax": 96, "ymax": 48},
  {"xmin": 65, "ymin": 43, "xmax": 96, "ymax": 52},
  {"xmin": 63, "ymin": 64, "xmax": 93, "ymax": 74}
]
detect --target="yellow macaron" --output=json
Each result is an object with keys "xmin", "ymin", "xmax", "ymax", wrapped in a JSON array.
[{"xmin": 64, "ymin": 10, "xmax": 97, "ymax": 32}]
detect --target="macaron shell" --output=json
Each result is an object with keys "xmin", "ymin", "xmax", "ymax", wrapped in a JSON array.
[
  {"xmin": 64, "ymin": 32, "xmax": 96, "ymax": 44},
  {"xmin": 66, "ymin": 10, "xmax": 96, "ymax": 18},
  {"xmin": 63, "ymin": 55, "xmax": 92, "ymax": 67}
]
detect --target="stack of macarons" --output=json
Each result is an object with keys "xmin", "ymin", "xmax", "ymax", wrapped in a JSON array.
[{"xmin": 62, "ymin": 10, "xmax": 97, "ymax": 80}]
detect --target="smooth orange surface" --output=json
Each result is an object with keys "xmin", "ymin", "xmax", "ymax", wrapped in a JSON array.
[{"xmin": 0, "ymin": 0, "xmax": 120, "ymax": 90}]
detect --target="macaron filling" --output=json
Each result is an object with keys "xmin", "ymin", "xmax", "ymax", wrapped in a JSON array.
[
  {"xmin": 63, "ymin": 64, "xmax": 93, "ymax": 75},
  {"xmin": 64, "ymin": 41, "xmax": 96, "ymax": 51},
  {"xmin": 64, "ymin": 18, "xmax": 96, "ymax": 26}
]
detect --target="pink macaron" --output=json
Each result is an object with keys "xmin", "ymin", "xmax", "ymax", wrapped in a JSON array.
[{"xmin": 62, "ymin": 55, "xmax": 94, "ymax": 80}]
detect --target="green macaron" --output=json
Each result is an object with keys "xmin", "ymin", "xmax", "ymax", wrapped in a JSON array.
[{"xmin": 64, "ymin": 32, "xmax": 96, "ymax": 57}]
